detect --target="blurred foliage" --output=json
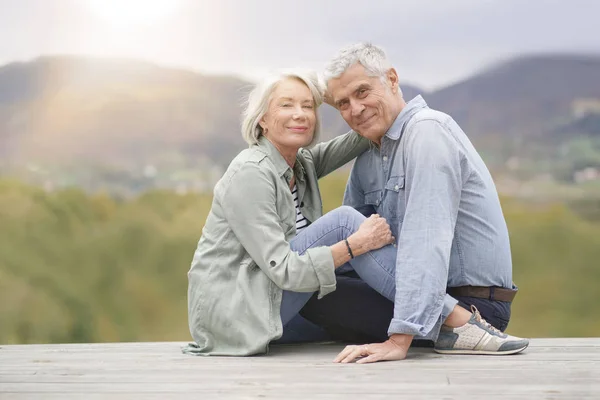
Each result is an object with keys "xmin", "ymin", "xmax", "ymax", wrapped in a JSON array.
[{"xmin": 1, "ymin": 173, "xmax": 599, "ymax": 344}]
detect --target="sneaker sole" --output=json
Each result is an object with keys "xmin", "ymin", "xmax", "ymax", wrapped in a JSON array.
[{"xmin": 433, "ymin": 344, "xmax": 529, "ymax": 355}]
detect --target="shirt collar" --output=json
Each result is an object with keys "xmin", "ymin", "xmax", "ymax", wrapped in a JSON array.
[
  {"xmin": 385, "ymin": 95, "xmax": 429, "ymax": 141},
  {"xmin": 256, "ymin": 135, "xmax": 305, "ymax": 181}
]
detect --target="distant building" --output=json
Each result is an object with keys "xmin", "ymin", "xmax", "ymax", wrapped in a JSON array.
[
  {"xmin": 572, "ymin": 98, "xmax": 600, "ymax": 118},
  {"xmin": 573, "ymin": 167, "xmax": 600, "ymax": 183},
  {"xmin": 143, "ymin": 165, "xmax": 158, "ymax": 178}
]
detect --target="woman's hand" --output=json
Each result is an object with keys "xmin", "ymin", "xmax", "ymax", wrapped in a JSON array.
[{"xmin": 349, "ymin": 214, "xmax": 394, "ymax": 252}]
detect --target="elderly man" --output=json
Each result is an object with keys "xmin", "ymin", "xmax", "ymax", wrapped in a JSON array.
[{"xmin": 319, "ymin": 43, "xmax": 528, "ymax": 363}]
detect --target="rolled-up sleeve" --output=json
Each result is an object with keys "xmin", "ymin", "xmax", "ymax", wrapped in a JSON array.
[
  {"xmin": 388, "ymin": 120, "xmax": 463, "ymax": 339},
  {"xmin": 221, "ymin": 162, "xmax": 336, "ymax": 298}
]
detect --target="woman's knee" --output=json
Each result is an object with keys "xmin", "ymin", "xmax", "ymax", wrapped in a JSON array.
[{"xmin": 331, "ymin": 205, "xmax": 365, "ymax": 231}]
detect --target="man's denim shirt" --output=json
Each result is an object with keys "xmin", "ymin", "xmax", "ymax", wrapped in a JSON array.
[{"xmin": 343, "ymin": 96, "xmax": 513, "ymax": 340}]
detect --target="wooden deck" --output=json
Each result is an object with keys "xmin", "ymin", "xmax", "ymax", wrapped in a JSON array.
[{"xmin": 1, "ymin": 338, "xmax": 599, "ymax": 399}]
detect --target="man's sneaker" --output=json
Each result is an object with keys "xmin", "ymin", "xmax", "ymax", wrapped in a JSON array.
[{"xmin": 434, "ymin": 306, "xmax": 529, "ymax": 355}]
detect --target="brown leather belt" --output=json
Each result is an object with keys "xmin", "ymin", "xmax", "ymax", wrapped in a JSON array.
[{"xmin": 447, "ymin": 285, "xmax": 517, "ymax": 302}]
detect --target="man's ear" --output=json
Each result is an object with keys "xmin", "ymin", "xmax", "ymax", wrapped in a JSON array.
[
  {"xmin": 387, "ymin": 68, "xmax": 400, "ymax": 94},
  {"xmin": 323, "ymin": 88, "xmax": 335, "ymax": 107}
]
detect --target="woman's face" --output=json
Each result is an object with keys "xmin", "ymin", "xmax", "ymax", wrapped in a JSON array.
[{"xmin": 260, "ymin": 78, "xmax": 316, "ymax": 155}]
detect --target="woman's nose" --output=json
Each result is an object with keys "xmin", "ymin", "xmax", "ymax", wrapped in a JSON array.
[{"xmin": 293, "ymin": 106, "xmax": 306, "ymax": 119}]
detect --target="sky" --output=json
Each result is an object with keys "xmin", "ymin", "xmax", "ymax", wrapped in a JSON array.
[{"xmin": 0, "ymin": 0, "xmax": 598, "ymax": 90}]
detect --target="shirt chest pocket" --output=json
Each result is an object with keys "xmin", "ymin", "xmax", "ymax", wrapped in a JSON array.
[
  {"xmin": 383, "ymin": 175, "xmax": 406, "ymax": 224},
  {"xmin": 359, "ymin": 190, "xmax": 382, "ymax": 217},
  {"xmin": 364, "ymin": 190, "xmax": 382, "ymax": 206}
]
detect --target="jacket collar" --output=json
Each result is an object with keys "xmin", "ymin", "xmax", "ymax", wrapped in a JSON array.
[{"xmin": 256, "ymin": 135, "xmax": 306, "ymax": 182}]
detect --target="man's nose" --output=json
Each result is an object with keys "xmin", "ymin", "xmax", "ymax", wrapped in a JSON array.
[{"xmin": 350, "ymin": 99, "xmax": 365, "ymax": 117}]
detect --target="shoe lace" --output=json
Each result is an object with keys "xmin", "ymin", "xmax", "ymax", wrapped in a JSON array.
[{"xmin": 470, "ymin": 305, "xmax": 503, "ymax": 335}]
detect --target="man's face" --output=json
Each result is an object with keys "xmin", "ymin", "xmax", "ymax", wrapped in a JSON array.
[{"xmin": 327, "ymin": 63, "xmax": 401, "ymax": 143}]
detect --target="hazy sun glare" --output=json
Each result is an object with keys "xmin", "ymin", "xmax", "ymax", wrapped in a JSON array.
[{"xmin": 87, "ymin": 0, "xmax": 182, "ymax": 28}]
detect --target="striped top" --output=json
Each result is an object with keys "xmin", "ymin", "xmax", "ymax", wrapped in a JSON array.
[{"xmin": 292, "ymin": 185, "xmax": 309, "ymax": 232}]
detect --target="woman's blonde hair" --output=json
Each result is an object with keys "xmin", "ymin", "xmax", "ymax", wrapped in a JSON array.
[{"xmin": 241, "ymin": 69, "xmax": 324, "ymax": 147}]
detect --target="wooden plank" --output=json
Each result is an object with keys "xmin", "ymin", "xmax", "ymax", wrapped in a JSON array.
[
  {"xmin": 1, "ymin": 384, "xmax": 599, "ymax": 399},
  {"xmin": 1, "ymin": 339, "xmax": 599, "ymax": 399},
  {"xmin": 0, "ymin": 393, "xmax": 595, "ymax": 400},
  {"xmin": 1, "ymin": 337, "xmax": 598, "ymax": 352},
  {"xmin": 0, "ymin": 369, "xmax": 597, "ymax": 387},
  {"xmin": 1, "ymin": 351, "xmax": 599, "ymax": 367}
]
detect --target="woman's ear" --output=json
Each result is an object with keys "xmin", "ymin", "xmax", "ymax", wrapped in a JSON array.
[{"xmin": 259, "ymin": 115, "xmax": 268, "ymax": 132}]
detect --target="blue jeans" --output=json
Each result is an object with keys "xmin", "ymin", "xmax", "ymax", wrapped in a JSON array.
[
  {"xmin": 273, "ymin": 206, "xmax": 512, "ymax": 344},
  {"xmin": 274, "ymin": 206, "xmax": 397, "ymax": 344}
]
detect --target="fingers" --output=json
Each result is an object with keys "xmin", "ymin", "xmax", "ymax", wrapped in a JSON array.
[
  {"xmin": 342, "ymin": 347, "xmax": 365, "ymax": 363},
  {"xmin": 356, "ymin": 353, "xmax": 383, "ymax": 364},
  {"xmin": 333, "ymin": 345, "xmax": 355, "ymax": 363},
  {"xmin": 374, "ymin": 220, "xmax": 393, "ymax": 241},
  {"xmin": 375, "ymin": 217, "xmax": 389, "ymax": 229},
  {"xmin": 333, "ymin": 344, "xmax": 384, "ymax": 364},
  {"xmin": 335, "ymin": 341, "xmax": 407, "ymax": 365},
  {"xmin": 333, "ymin": 345, "xmax": 368, "ymax": 364},
  {"xmin": 363, "ymin": 214, "xmax": 396, "ymax": 248}
]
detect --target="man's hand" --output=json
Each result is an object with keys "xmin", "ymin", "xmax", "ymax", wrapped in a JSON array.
[{"xmin": 333, "ymin": 334, "xmax": 412, "ymax": 364}]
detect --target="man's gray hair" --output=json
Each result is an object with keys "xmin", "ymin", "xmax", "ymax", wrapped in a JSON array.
[
  {"xmin": 241, "ymin": 69, "xmax": 324, "ymax": 147},
  {"xmin": 324, "ymin": 42, "xmax": 402, "ymax": 97}
]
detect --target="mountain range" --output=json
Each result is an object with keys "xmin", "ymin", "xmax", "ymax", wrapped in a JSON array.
[{"xmin": 1, "ymin": 54, "xmax": 599, "ymax": 186}]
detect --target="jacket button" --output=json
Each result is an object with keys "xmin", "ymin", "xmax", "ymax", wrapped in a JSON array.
[{"xmin": 270, "ymin": 260, "xmax": 276, "ymax": 267}]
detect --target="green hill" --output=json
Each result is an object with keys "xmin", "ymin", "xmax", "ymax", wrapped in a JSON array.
[{"xmin": 1, "ymin": 176, "xmax": 599, "ymax": 344}]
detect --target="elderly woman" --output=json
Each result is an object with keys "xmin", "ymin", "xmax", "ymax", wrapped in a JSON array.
[{"xmin": 184, "ymin": 70, "xmax": 397, "ymax": 356}]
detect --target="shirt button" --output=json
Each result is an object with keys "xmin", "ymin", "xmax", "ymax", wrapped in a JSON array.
[
  {"xmin": 394, "ymin": 185, "xmax": 399, "ymax": 190},
  {"xmin": 270, "ymin": 260, "xmax": 276, "ymax": 267},
  {"xmin": 383, "ymin": 156, "xmax": 388, "ymax": 161}
]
